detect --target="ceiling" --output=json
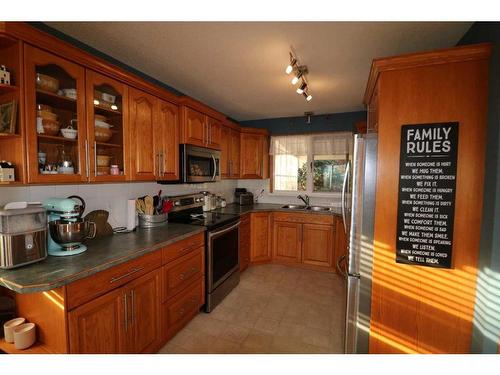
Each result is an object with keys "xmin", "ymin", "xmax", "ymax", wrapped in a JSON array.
[{"xmin": 47, "ymin": 22, "xmax": 472, "ymax": 121}]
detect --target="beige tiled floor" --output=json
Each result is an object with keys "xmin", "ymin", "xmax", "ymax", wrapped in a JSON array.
[{"xmin": 158, "ymin": 264, "xmax": 346, "ymax": 354}]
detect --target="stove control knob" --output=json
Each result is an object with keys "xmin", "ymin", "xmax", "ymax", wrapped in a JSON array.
[
  {"xmin": 174, "ymin": 201, "xmax": 181, "ymax": 206},
  {"xmin": 195, "ymin": 198, "xmax": 202, "ymax": 203}
]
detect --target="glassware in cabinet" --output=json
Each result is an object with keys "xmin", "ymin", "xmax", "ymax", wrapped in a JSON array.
[
  {"xmin": 86, "ymin": 70, "xmax": 128, "ymax": 181},
  {"xmin": 24, "ymin": 45, "xmax": 87, "ymax": 183}
]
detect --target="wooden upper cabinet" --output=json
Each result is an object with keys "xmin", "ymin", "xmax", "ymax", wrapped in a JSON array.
[
  {"xmin": 273, "ymin": 221, "xmax": 302, "ymax": 264},
  {"xmin": 155, "ymin": 99, "xmax": 180, "ymax": 181},
  {"xmin": 128, "ymin": 87, "xmax": 156, "ymax": 181},
  {"xmin": 302, "ymin": 224, "xmax": 334, "ymax": 268},
  {"xmin": 207, "ymin": 117, "xmax": 222, "ymax": 150},
  {"xmin": 86, "ymin": 70, "xmax": 129, "ymax": 182},
  {"xmin": 250, "ymin": 212, "xmax": 272, "ymax": 263},
  {"xmin": 240, "ymin": 133, "xmax": 263, "ymax": 179},
  {"xmin": 68, "ymin": 285, "xmax": 127, "ymax": 354},
  {"xmin": 181, "ymin": 106, "xmax": 206, "ymax": 147},
  {"xmin": 220, "ymin": 125, "xmax": 231, "ymax": 178},
  {"xmin": 126, "ymin": 269, "xmax": 161, "ymax": 353},
  {"xmin": 230, "ymin": 129, "xmax": 241, "ymax": 178},
  {"xmin": 24, "ymin": 44, "xmax": 87, "ymax": 183}
]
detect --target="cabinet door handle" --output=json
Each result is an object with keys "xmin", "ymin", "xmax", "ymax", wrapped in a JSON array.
[
  {"xmin": 123, "ymin": 293, "xmax": 128, "ymax": 333},
  {"xmin": 155, "ymin": 153, "xmax": 160, "ymax": 178},
  {"xmin": 160, "ymin": 151, "xmax": 165, "ymax": 177},
  {"xmin": 109, "ymin": 267, "xmax": 144, "ymax": 284},
  {"xmin": 93, "ymin": 141, "xmax": 98, "ymax": 177},
  {"xmin": 130, "ymin": 290, "xmax": 135, "ymax": 323},
  {"xmin": 84, "ymin": 140, "xmax": 90, "ymax": 178}
]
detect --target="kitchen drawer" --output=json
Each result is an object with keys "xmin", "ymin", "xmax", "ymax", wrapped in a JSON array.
[
  {"xmin": 273, "ymin": 212, "xmax": 334, "ymax": 225},
  {"xmin": 162, "ymin": 277, "xmax": 204, "ymax": 339},
  {"xmin": 66, "ymin": 250, "xmax": 162, "ymax": 310},
  {"xmin": 162, "ymin": 232, "xmax": 205, "ymax": 264},
  {"xmin": 162, "ymin": 246, "xmax": 204, "ymax": 302}
]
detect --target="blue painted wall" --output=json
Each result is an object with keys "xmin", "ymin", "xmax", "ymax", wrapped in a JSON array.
[
  {"xmin": 457, "ymin": 22, "xmax": 500, "ymax": 354},
  {"xmin": 240, "ymin": 110, "xmax": 367, "ymax": 135}
]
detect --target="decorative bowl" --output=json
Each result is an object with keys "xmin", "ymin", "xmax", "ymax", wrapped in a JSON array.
[
  {"xmin": 36, "ymin": 73, "xmax": 59, "ymax": 93},
  {"xmin": 94, "ymin": 126, "xmax": 112, "ymax": 142},
  {"xmin": 37, "ymin": 110, "xmax": 58, "ymax": 121},
  {"xmin": 96, "ymin": 154, "xmax": 112, "ymax": 167},
  {"xmin": 41, "ymin": 119, "xmax": 60, "ymax": 135},
  {"xmin": 60, "ymin": 127, "xmax": 78, "ymax": 139}
]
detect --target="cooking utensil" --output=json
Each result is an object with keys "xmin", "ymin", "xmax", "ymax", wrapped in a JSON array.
[
  {"xmin": 48, "ymin": 219, "xmax": 96, "ymax": 249},
  {"xmin": 144, "ymin": 196, "xmax": 154, "ymax": 215},
  {"xmin": 162, "ymin": 199, "xmax": 174, "ymax": 214},
  {"xmin": 135, "ymin": 199, "xmax": 145, "ymax": 214}
]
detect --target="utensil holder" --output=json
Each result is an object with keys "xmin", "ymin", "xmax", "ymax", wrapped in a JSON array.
[
  {"xmin": 13, "ymin": 322, "xmax": 36, "ymax": 350},
  {"xmin": 3, "ymin": 317, "xmax": 25, "ymax": 343},
  {"xmin": 138, "ymin": 213, "xmax": 168, "ymax": 228}
]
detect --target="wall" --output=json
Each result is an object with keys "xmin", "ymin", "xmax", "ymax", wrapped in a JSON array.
[
  {"xmin": 457, "ymin": 22, "xmax": 500, "ymax": 354},
  {"xmin": 0, "ymin": 180, "xmax": 237, "ymax": 228},
  {"xmin": 241, "ymin": 111, "xmax": 366, "ymax": 135}
]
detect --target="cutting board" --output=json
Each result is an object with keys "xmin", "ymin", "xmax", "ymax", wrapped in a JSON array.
[{"xmin": 84, "ymin": 210, "xmax": 114, "ymax": 238}]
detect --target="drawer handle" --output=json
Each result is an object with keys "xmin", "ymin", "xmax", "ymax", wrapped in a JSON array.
[
  {"xmin": 110, "ymin": 267, "xmax": 144, "ymax": 284},
  {"xmin": 179, "ymin": 267, "xmax": 199, "ymax": 280},
  {"xmin": 179, "ymin": 297, "xmax": 199, "ymax": 316}
]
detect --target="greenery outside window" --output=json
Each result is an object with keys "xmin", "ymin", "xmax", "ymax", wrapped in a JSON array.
[{"xmin": 270, "ymin": 132, "xmax": 352, "ymax": 195}]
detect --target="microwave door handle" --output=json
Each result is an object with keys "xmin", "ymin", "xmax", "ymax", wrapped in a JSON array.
[{"xmin": 211, "ymin": 155, "xmax": 217, "ymax": 181}]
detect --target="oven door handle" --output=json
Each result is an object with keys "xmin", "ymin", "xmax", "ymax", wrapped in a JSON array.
[
  {"xmin": 211, "ymin": 155, "xmax": 217, "ymax": 181},
  {"xmin": 208, "ymin": 221, "xmax": 240, "ymax": 238}
]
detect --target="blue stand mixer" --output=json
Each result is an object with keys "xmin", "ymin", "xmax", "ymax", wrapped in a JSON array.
[{"xmin": 42, "ymin": 196, "xmax": 96, "ymax": 257}]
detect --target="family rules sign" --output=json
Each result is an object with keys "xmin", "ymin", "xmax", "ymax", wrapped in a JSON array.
[{"xmin": 396, "ymin": 122, "xmax": 459, "ymax": 268}]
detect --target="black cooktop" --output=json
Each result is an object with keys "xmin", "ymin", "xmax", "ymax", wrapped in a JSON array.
[{"xmin": 169, "ymin": 211, "xmax": 240, "ymax": 230}]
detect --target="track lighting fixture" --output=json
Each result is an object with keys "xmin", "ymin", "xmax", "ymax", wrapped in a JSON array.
[{"xmin": 285, "ymin": 50, "xmax": 312, "ymax": 101}]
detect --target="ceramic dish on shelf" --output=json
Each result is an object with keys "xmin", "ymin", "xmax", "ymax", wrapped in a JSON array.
[
  {"xmin": 60, "ymin": 126, "xmax": 78, "ymax": 139},
  {"xmin": 37, "ymin": 110, "xmax": 58, "ymax": 121},
  {"xmin": 96, "ymin": 155, "xmax": 112, "ymax": 167},
  {"xmin": 36, "ymin": 73, "xmax": 59, "ymax": 93},
  {"xmin": 60, "ymin": 88, "xmax": 77, "ymax": 100},
  {"xmin": 94, "ymin": 127, "xmax": 112, "ymax": 142},
  {"xmin": 95, "ymin": 120, "xmax": 114, "ymax": 129},
  {"xmin": 41, "ymin": 119, "xmax": 60, "ymax": 136}
]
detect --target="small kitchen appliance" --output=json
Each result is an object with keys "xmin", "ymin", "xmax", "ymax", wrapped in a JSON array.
[
  {"xmin": 43, "ymin": 196, "xmax": 95, "ymax": 257},
  {"xmin": 166, "ymin": 193, "xmax": 240, "ymax": 312},
  {"xmin": 234, "ymin": 188, "xmax": 254, "ymax": 206},
  {"xmin": 0, "ymin": 205, "xmax": 47, "ymax": 269}
]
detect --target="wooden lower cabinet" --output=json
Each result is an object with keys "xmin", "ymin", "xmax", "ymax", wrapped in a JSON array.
[
  {"xmin": 68, "ymin": 269, "xmax": 161, "ymax": 354},
  {"xmin": 127, "ymin": 269, "xmax": 162, "ymax": 353},
  {"xmin": 162, "ymin": 277, "xmax": 205, "ymax": 341},
  {"xmin": 302, "ymin": 224, "xmax": 334, "ymax": 268},
  {"xmin": 68, "ymin": 285, "xmax": 126, "ymax": 354},
  {"xmin": 250, "ymin": 212, "xmax": 272, "ymax": 263},
  {"xmin": 273, "ymin": 221, "xmax": 302, "ymax": 264},
  {"xmin": 239, "ymin": 214, "xmax": 250, "ymax": 272}
]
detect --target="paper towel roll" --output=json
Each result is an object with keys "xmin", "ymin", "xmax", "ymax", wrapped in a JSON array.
[{"xmin": 126, "ymin": 199, "xmax": 136, "ymax": 231}]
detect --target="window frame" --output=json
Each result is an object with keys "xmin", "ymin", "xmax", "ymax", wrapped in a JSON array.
[{"xmin": 270, "ymin": 134, "xmax": 350, "ymax": 198}]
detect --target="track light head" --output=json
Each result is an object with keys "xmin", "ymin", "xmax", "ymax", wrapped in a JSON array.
[
  {"xmin": 296, "ymin": 81, "xmax": 307, "ymax": 94},
  {"xmin": 291, "ymin": 71, "xmax": 302, "ymax": 85},
  {"xmin": 303, "ymin": 91, "xmax": 312, "ymax": 101},
  {"xmin": 285, "ymin": 53, "xmax": 297, "ymax": 75}
]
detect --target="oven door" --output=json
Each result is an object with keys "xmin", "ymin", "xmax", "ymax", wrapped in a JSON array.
[
  {"xmin": 181, "ymin": 144, "xmax": 220, "ymax": 183},
  {"xmin": 207, "ymin": 221, "xmax": 240, "ymax": 292}
]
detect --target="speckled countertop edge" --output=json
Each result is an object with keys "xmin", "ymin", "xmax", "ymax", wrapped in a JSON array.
[
  {"xmin": 0, "ymin": 224, "xmax": 205, "ymax": 294},
  {"xmin": 214, "ymin": 203, "xmax": 343, "ymax": 216}
]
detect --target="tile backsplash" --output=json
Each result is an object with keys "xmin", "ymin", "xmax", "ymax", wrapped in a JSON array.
[
  {"xmin": 0, "ymin": 178, "xmax": 340, "ymax": 228},
  {"xmin": 0, "ymin": 180, "xmax": 237, "ymax": 228}
]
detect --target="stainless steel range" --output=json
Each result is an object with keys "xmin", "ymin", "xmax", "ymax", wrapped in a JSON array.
[{"xmin": 166, "ymin": 193, "xmax": 240, "ymax": 312}]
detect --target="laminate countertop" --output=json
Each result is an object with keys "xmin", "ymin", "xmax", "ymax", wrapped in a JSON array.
[
  {"xmin": 0, "ymin": 223, "xmax": 205, "ymax": 294},
  {"xmin": 214, "ymin": 203, "xmax": 343, "ymax": 216}
]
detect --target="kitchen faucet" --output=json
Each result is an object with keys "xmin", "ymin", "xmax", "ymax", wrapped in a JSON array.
[{"xmin": 297, "ymin": 194, "xmax": 310, "ymax": 207}]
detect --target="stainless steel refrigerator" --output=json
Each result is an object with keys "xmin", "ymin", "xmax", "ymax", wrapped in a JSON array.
[{"xmin": 337, "ymin": 132, "xmax": 378, "ymax": 354}]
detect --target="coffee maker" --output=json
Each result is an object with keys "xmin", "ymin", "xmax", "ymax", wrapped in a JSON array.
[{"xmin": 42, "ymin": 196, "xmax": 96, "ymax": 257}]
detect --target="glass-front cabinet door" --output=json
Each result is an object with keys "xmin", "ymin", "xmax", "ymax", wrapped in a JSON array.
[
  {"xmin": 24, "ymin": 45, "xmax": 87, "ymax": 183},
  {"xmin": 86, "ymin": 70, "xmax": 128, "ymax": 182}
]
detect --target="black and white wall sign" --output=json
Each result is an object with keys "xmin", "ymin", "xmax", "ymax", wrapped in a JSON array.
[{"xmin": 396, "ymin": 122, "xmax": 459, "ymax": 268}]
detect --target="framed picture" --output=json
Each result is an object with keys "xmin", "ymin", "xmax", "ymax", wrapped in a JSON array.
[{"xmin": 0, "ymin": 100, "xmax": 17, "ymax": 134}]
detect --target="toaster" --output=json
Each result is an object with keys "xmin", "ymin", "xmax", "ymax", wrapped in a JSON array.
[
  {"xmin": 0, "ymin": 206, "xmax": 48, "ymax": 269},
  {"xmin": 234, "ymin": 189, "xmax": 254, "ymax": 206}
]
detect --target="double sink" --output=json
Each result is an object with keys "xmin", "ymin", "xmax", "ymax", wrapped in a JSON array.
[{"xmin": 281, "ymin": 204, "xmax": 333, "ymax": 212}]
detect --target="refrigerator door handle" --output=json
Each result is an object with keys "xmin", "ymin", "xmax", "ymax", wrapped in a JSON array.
[
  {"xmin": 341, "ymin": 161, "xmax": 351, "ymax": 235},
  {"xmin": 336, "ymin": 254, "xmax": 348, "ymax": 278}
]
